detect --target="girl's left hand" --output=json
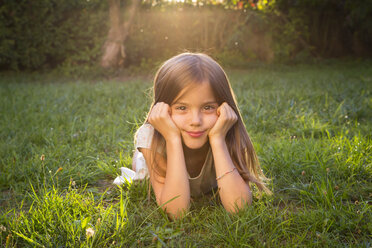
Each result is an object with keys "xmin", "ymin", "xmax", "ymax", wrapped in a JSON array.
[{"xmin": 208, "ymin": 102, "xmax": 238, "ymax": 141}]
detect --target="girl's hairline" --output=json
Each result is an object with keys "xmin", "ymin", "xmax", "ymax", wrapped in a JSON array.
[{"xmin": 168, "ymin": 79, "xmax": 212, "ymax": 105}]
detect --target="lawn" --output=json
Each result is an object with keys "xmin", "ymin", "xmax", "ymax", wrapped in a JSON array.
[{"xmin": 0, "ymin": 61, "xmax": 371, "ymax": 247}]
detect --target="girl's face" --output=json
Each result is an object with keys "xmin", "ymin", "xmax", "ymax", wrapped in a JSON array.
[{"xmin": 170, "ymin": 82, "xmax": 219, "ymax": 149}]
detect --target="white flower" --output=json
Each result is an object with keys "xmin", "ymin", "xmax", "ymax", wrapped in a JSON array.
[{"xmin": 86, "ymin": 228, "xmax": 95, "ymax": 238}]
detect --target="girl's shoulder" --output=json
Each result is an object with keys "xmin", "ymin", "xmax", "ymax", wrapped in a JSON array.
[
  {"xmin": 135, "ymin": 123, "xmax": 165, "ymax": 155},
  {"xmin": 134, "ymin": 123, "xmax": 155, "ymax": 150},
  {"xmin": 136, "ymin": 123, "xmax": 154, "ymax": 135}
]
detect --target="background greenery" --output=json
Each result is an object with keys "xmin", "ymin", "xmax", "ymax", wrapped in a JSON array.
[
  {"xmin": 0, "ymin": 0, "xmax": 371, "ymax": 246},
  {"xmin": 0, "ymin": 61, "xmax": 371, "ymax": 247},
  {"xmin": 1, "ymin": 0, "xmax": 371, "ymax": 75}
]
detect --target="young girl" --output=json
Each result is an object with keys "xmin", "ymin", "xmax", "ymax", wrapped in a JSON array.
[{"xmin": 132, "ymin": 52, "xmax": 270, "ymax": 218}]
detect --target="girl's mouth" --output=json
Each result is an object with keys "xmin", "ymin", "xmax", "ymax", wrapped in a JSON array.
[{"xmin": 186, "ymin": 131, "xmax": 204, "ymax": 138}]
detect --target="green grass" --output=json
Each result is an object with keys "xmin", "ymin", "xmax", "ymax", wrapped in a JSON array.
[{"xmin": 0, "ymin": 61, "xmax": 371, "ymax": 247}]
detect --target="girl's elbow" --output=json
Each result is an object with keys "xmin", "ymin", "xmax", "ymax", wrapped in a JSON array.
[
  {"xmin": 163, "ymin": 204, "xmax": 190, "ymax": 220},
  {"xmin": 224, "ymin": 191, "xmax": 252, "ymax": 213},
  {"xmin": 167, "ymin": 208, "xmax": 189, "ymax": 220},
  {"xmin": 160, "ymin": 198, "xmax": 190, "ymax": 219}
]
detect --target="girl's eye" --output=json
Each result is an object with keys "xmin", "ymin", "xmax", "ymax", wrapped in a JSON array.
[
  {"xmin": 204, "ymin": 105, "xmax": 215, "ymax": 111},
  {"xmin": 176, "ymin": 106, "xmax": 186, "ymax": 111}
]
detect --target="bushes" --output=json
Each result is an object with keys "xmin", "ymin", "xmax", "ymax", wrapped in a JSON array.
[
  {"xmin": 271, "ymin": 0, "xmax": 372, "ymax": 58},
  {"xmin": 0, "ymin": 0, "xmax": 371, "ymax": 73},
  {"xmin": 0, "ymin": 0, "xmax": 107, "ymax": 71},
  {"xmin": 126, "ymin": 7, "xmax": 274, "ymax": 69},
  {"xmin": 0, "ymin": 2, "xmax": 276, "ymax": 72}
]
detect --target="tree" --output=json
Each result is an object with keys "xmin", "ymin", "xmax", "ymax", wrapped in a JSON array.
[{"xmin": 101, "ymin": 0, "xmax": 140, "ymax": 68}]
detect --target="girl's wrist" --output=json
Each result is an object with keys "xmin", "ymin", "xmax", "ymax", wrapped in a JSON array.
[
  {"xmin": 164, "ymin": 134, "xmax": 182, "ymax": 144},
  {"xmin": 209, "ymin": 135, "xmax": 226, "ymax": 146}
]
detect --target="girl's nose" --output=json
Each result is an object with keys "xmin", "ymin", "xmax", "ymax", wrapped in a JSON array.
[{"xmin": 190, "ymin": 111, "xmax": 202, "ymax": 126}]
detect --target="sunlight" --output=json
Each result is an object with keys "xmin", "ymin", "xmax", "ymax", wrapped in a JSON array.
[
  {"xmin": 161, "ymin": 0, "xmax": 226, "ymax": 5},
  {"xmin": 165, "ymin": 0, "xmax": 196, "ymax": 2},
  {"xmin": 165, "ymin": 0, "xmax": 223, "ymax": 3}
]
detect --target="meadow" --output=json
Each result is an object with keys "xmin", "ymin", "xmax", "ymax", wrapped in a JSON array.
[{"xmin": 0, "ymin": 61, "xmax": 371, "ymax": 247}]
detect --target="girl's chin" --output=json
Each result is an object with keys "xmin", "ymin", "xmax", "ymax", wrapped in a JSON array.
[
  {"xmin": 182, "ymin": 138, "xmax": 209, "ymax": 150},
  {"xmin": 184, "ymin": 143, "xmax": 205, "ymax": 150}
]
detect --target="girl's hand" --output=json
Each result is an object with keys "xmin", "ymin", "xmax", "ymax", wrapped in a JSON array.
[
  {"xmin": 208, "ymin": 102, "xmax": 238, "ymax": 142},
  {"xmin": 148, "ymin": 102, "xmax": 180, "ymax": 141}
]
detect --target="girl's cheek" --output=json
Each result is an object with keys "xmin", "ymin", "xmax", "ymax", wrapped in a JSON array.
[
  {"xmin": 208, "ymin": 113, "xmax": 218, "ymax": 127},
  {"xmin": 170, "ymin": 114, "xmax": 182, "ymax": 128}
]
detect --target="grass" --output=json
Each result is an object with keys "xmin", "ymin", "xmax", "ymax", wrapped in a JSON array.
[{"xmin": 0, "ymin": 61, "xmax": 371, "ymax": 247}]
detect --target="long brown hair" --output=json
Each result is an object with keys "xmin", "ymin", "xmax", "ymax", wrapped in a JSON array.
[{"xmin": 144, "ymin": 52, "xmax": 271, "ymax": 194}]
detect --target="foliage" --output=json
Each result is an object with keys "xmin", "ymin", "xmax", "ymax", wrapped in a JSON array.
[
  {"xmin": 0, "ymin": 0, "xmax": 107, "ymax": 71},
  {"xmin": 0, "ymin": 61, "xmax": 371, "ymax": 246},
  {"xmin": 125, "ymin": 8, "xmax": 274, "ymax": 70},
  {"xmin": 0, "ymin": 0, "xmax": 371, "ymax": 73},
  {"xmin": 269, "ymin": 0, "xmax": 372, "ymax": 58},
  {"xmin": 4, "ymin": 186, "xmax": 132, "ymax": 247}
]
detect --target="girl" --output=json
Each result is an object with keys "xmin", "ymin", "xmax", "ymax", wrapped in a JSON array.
[{"xmin": 132, "ymin": 52, "xmax": 270, "ymax": 219}]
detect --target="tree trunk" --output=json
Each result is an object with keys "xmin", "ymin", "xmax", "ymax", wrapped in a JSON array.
[{"xmin": 101, "ymin": 0, "xmax": 139, "ymax": 68}]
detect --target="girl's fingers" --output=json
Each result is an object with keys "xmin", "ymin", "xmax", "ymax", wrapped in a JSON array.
[
  {"xmin": 220, "ymin": 102, "xmax": 228, "ymax": 117},
  {"xmin": 158, "ymin": 103, "xmax": 165, "ymax": 116},
  {"xmin": 221, "ymin": 103, "xmax": 232, "ymax": 119},
  {"xmin": 216, "ymin": 104, "xmax": 222, "ymax": 117},
  {"xmin": 221, "ymin": 102, "xmax": 237, "ymax": 124},
  {"xmin": 161, "ymin": 104, "xmax": 172, "ymax": 119},
  {"xmin": 225, "ymin": 104, "xmax": 232, "ymax": 120},
  {"xmin": 209, "ymin": 102, "xmax": 238, "ymax": 139},
  {"xmin": 151, "ymin": 102, "xmax": 169, "ymax": 119},
  {"xmin": 150, "ymin": 102, "xmax": 166, "ymax": 122},
  {"xmin": 149, "ymin": 102, "xmax": 180, "ymax": 140}
]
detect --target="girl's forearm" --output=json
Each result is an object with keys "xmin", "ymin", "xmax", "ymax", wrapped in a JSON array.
[
  {"xmin": 160, "ymin": 137, "xmax": 190, "ymax": 218},
  {"xmin": 210, "ymin": 138, "xmax": 252, "ymax": 212}
]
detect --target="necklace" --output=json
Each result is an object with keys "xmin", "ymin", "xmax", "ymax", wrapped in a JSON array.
[{"xmin": 183, "ymin": 142, "xmax": 209, "ymax": 177}]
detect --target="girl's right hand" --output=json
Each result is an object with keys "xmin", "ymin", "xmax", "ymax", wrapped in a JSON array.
[{"xmin": 148, "ymin": 102, "xmax": 180, "ymax": 141}]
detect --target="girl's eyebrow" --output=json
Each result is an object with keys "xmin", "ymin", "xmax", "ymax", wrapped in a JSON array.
[
  {"xmin": 173, "ymin": 100, "xmax": 218, "ymax": 105},
  {"xmin": 204, "ymin": 101, "xmax": 219, "ymax": 105},
  {"xmin": 172, "ymin": 101, "xmax": 188, "ymax": 105}
]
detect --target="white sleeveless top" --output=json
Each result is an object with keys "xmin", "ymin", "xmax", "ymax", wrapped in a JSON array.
[{"xmin": 133, "ymin": 123, "xmax": 217, "ymax": 198}]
